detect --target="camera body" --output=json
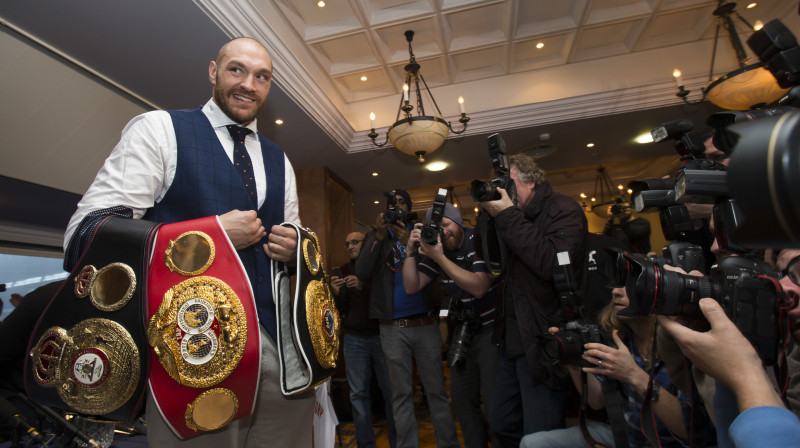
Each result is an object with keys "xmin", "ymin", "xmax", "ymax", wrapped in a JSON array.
[
  {"xmin": 620, "ymin": 253, "xmax": 782, "ymax": 364},
  {"xmin": 383, "ymin": 190, "xmax": 409, "ymax": 225},
  {"xmin": 420, "ymin": 188, "xmax": 448, "ymax": 245},
  {"xmin": 539, "ymin": 320, "xmax": 614, "ymax": 367},
  {"xmin": 647, "ymin": 241, "xmax": 707, "ymax": 275},
  {"xmin": 470, "ymin": 133, "xmax": 516, "ymax": 202},
  {"xmin": 445, "ymin": 298, "xmax": 478, "ymax": 370}
]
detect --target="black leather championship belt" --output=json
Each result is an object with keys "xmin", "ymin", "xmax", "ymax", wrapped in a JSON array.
[
  {"xmin": 25, "ymin": 216, "xmax": 160, "ymax": 422},
  {"xmin": 272, "ymin": 223, "xmax": 341, "ymax": 395},
  {"xmin": 146, "ymin": 217, "xmax": 260, "ymax": 439}
]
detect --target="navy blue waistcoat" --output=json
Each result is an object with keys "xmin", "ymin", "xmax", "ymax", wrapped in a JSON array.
[{"xmin": 143, "ymin": 109, "xmax": 285, "ymax": 341}]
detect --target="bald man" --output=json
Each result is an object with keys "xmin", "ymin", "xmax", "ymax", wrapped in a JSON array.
[
  {"xmin": 64, "ymin": 37, "xmax": 311, "ymax": 447},
  {"xmin": 332, "ymin": 231, "xmax": 397, "ymax": 448}
]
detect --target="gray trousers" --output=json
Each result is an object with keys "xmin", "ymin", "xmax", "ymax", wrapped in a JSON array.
[
  {"xmin": 450, "ymin": 330, "xmax": 499, "ymax": 448},
  {"xmin": 146, "ymin": 327, "xmax": 316, "ymax": 448},
  {"xmin": 379, "ymin": 322, "xmax": 460, "ymax": 448}
]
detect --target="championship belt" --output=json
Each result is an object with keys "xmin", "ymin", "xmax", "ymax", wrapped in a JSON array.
[
  {"xmin": 272, "ymin": 223, "xmax": 341, "ymax": 395},
  {"xmin": 25, "ymin": 217, "xmax": 160, "ymax": 422},
  {"xmin": 146, "ymin": 216, "xmax": 260, "ymax": 439}
]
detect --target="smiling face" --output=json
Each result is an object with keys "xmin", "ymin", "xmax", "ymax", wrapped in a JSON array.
[
  {"xmin": 209, "ymin": 38, "xmax": 272, "ymax": 126},
  {"xmin": 440, "ymin": 217, "xmax": 464, "ymax": 252}
]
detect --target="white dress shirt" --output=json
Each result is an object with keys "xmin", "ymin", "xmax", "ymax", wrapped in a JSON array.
[{"xmin": 64, "ymin": 99, "xmax": 300, "ymax": 249}]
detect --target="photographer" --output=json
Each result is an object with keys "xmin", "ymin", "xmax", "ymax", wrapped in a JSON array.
[
  {"xmin": 354, "ymin": 189, "xmax": 459, "ymax": 448},
  {"xmin": 521, "ymin": 286, "xmax": 708, "ymax": 448},
  {"xmin": 603, "ymin": 201, "xmax": 651, "ymax": 254},
  {"xmin": 658, "ymin": 299, "xmax": 800, "ymax": 447},
  {"xmin": 402, "ymin": 202, "xmax": 498, "ymax": 448},
  {"xmin": 478, "ymin": 153, "xmax": 588, "ymax": 447},
  {"xmin": 331, "ymin": 231, "xmax": 396, "ymax": 448}
]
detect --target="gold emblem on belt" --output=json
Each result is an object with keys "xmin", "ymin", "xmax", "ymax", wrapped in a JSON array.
[{"xmin": 147, "ymin": 276, "xmax": 247, "ymax": 388}]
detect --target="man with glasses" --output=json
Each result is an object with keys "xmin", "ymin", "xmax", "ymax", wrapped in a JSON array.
[
  {"xmin": 355, "ymin": 189, "xmax": 460, "ymax": 448},
  {"xmin": 331, "ymin": 232, "xmax": 396, "ymax": 448}
]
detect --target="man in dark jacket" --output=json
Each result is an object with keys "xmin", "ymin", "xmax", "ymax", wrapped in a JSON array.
[
  {"xmin": 480, "ymin": 154, "xmax": 588, "ymax": 448},
  {"xmin": 331, "ymin": 231, "xmax": 396, "ymax": 448}
]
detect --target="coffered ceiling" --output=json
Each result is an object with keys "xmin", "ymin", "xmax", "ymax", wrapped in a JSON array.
[{"xmin": 0, "ymin": 0, "xmax": 798, "ymax": 245}]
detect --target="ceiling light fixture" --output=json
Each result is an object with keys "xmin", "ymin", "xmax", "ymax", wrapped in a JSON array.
[
  {"xmin": 275, "ymin": 119, "xmax": 284, "ymax": 125},
  {"xmin": 673, "ymin": 0, "xmax": 787, "ymax": 110},
  {"xmin": 372, "ymin": 172, "xmax": 378, "ymax": 176},
  {"xmin": 317, "ymin": 1, "xmax": 325, "ymax": 7},
  {"xmin": 536, "ymin": 42, "xmax": 544, "ymax": 49},
  {"xmin": 580, "ymin": 166, "xmax": 629, "ymax": 218},
  {"xmin": 361, "ymin": 75, "xmax": 367, "ymax": 81},
  {"xmin": 586, "ymin": 142, "xmax": 595, "ymax": 148},
  {"xmin": 426, "ymin": 161, "xmax": 448, "ymax": 171},
  {"xmin": 368, "ymin": 30, "xmax": 470, "ymax": 164}
]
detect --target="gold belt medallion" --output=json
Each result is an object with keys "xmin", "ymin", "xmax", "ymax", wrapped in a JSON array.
[
  {"xmin": 302, "ymin": 232, "xmax": 340, "ymax": 369},
  {"xmin": 147, "ymin": 276, "xmax": 247, "ymax": 388},
  {"xmin": 30, "ymin": 318, "xmax": 140, "ymax": 415}
]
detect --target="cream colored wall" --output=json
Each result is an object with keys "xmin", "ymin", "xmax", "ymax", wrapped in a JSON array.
[{"xmin": 585, "ymin": 210, "xmax": 668, "ymax": 255}]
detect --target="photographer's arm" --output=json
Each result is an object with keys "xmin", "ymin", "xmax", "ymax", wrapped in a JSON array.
[
  {"xmin": 353, "ymin": 227, "xmax": 383, "ymax": 281},
  {"xmin": 487, "ymin": 188, "xmax": 586, "ymax": 281},
  {"xmin": 420, "ymin": 240, "xmax": 491, "ymax": 299},
  {"xmin": 583, "ymin": 332, "xmax": 688, "ymax": 440},
  {"xmin": 402, "ymin": 225, "xmax": 433, "ymax": 294}
]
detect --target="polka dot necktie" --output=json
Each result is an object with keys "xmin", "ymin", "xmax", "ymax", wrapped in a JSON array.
[{"xmin": 226, "ymin": 125, "xmax": 257, "ymax": 206}]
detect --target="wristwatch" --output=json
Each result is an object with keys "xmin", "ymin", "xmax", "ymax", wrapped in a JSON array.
[{"xmin": 649, "ymin": 383, "xmax": 661, "ymax": 403}]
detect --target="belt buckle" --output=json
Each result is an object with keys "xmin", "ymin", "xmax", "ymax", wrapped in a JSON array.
[{"xmin": 396, "ymin": 319, "xmax": 408, "ymax": 328}]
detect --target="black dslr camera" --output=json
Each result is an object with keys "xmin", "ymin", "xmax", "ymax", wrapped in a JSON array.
[
  {"xmin": 647, "ymin": 241, "xmax": 707, "ymax": 275},
  {"xmin": 383, "ymin": 190, "xmax": 410, "ymax": 225},
  {"xmin": 420, "ymin": 188, "xmax": 448, "ymax": 245},
  {"xmin": 446, "ymin": 298, "xmax": 478, "ymax": 370},
  {"xmin": 540, "ymin": 320, "xmax": 614, "ymax": 367},
  {"xmin": 619, "ymin": 253, "xmax": 784, "ymax": 365},
  {"xmin": 470, "ymin": 133, "xmax": 516, "ymax": 202}
]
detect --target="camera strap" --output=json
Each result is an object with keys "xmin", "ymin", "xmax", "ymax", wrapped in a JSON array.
[
  {"xmin": 579, "ymin": 371, "xmax": 629, "ymax": 448},
  {"xmin": 476, "ymin": 212, "xmax": 508, "ymax": 277}
]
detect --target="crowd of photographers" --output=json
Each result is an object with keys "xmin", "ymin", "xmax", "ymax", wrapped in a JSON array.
[{"xmin": 329, "ymin": 17, "xmax": 800, "ymax": 448}]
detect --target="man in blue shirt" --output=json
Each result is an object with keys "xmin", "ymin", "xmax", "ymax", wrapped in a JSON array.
[{"xmin": 354, "ymin": 189, "xmax": 459, "ymax": 448}]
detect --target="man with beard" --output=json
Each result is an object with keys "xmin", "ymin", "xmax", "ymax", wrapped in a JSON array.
[
  {"xmin": 479, "ymin": 154, "xmax": 587, "ymax": 447},
  {"xmin": 331, "ymin": 231, "xmax": 397, "ymax": 448},
  {"xmin": 403, "ymin": 203, "xmax": 498, "ymax": 448},
  {"xmin": 64, "ymin": 37, "xmax": 311, "ymax": 447}
]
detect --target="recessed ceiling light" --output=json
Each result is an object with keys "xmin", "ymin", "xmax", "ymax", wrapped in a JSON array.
[
  {"xmin": 426, "ymin": 162, "xmax": 448, "ymax": 171},
  {"xmin": 586, "ymin": 142, "xmax": 595, "ymax": 148},
  {"xmin": 754, "ymin": 20, "xmax": 764, "ymax": 31},
  {"xmin": 747, "ymin": 2, "xmax": 757, "ymax": 8},
  {"xmin": 474, "ymin": 207, "xmax": 479, "ymax": 213},
  {"xmin": 580, "ymin": 193, "xmax": 587, "ymax": 198},
  {"xmin": 360, "ymin": 76, "xmax": 368, "ymax": 81},
  {"xmin": 536, "ymin": 42, "xmax": 544, "ymax": 49},
  {"xmin": 627, "ymin": 189, "xmax": 633, "ymax": 194},
  {"xmin": 453, "ymin": 203, "xmax": 458, "ymax": 208},
  {"xmin": 275, "ymin": 119, "xmax": 284, "ymax": 125},
  {"xmin": 318, "ymin": 1, "xmax": 326, "ymax": 7},
  {"xmin": 635, "ymin": 132, "xmax": 653, "ymax": 144},
  {"xmin": 373, "ymin": 200, "xmax": 380, "ymax": 204},
  {"xmin": 372, "ymin": 172, "xmax": 379, "ymax": 176}
]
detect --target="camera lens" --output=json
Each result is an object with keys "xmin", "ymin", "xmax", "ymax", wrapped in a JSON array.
[
  {"xmin": 420, "ymin": 225, "xmax": 439, "ymax": 245},
  {"xmin": 447, "ymin": 322, "xmax": 473, "ymax": 370},
  {"xmin": 623, "ymin": 254, "xmax": 714, "ymax": 317},
  {"xmin": 539, "ymin": 331, "xmax": 583, "ymax": 365},
  {"xmin": 470, "ymin": 180, "xmax": 500, "ymax": 202}
]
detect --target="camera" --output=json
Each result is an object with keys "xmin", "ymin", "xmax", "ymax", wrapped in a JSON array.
[
  {"xmin": 651, "ymin": 119, "xmax": 706, "ymax": 158},
  {"xmin": 539, "ymin": 320, "xmax": 614, "ymax": 367},
  {"xmin": 383, "ymin": 190, "xmax": 409, "ymax": 225},
  {"xmin": 470, "ymin": 133, "xmax": 516, "ymax": 202},
  {"xmin": 445, "ymin": 298, "xmax": 478, "ymax": 370},
  {"xmin": 647, "ymin": 241, "xmax": 707, "ymax": 275},
  {"xmin": 619, "ymin": 253, "xmax": 783, "ymax": 364},
  {"xmin": 420, "ymin": 188, "xmax": 447, "ymax": 245}
]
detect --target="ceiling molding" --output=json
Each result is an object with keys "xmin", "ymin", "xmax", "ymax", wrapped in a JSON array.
[
  {"xmin": 194, "ymin": 0, "xmax": 356, "ymax": 151},
  {"xmin": 346, "ymin": 74, "xmax": 703, "ymax": 152}
]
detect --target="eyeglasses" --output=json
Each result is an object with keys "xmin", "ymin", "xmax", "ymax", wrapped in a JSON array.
[
  {"xmin": 781, "ymin": 255, "xmax": 800, "ymax": 287},
  {"xmin": 344, "ymin": 239, "xmax": 363, "ymax": 247}
]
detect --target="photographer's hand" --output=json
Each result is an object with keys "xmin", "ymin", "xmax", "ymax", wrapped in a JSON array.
[
  {"xmin": 330, "ymin": 275, "xmax": 345, "ymax": 296},
  {"xmin": 407, "ymin": 223, "xmax": 422, "ymax": 255},
  {"xmin": 479, "ymin": 187, "xmax": 514, "ymax": 217},
  {"xmin": 375, "ymin": 213, "xmax": 388, "ymax": 240},
  {"xmin": 390, "ymin": 222, "xmax": 410, "ymax": 246},
  {"xmin": 657, "ymin": 299, "xmax": 783, "ymax": 412},
  {"xmin": 582, "ymin": 331, "xmax": 647, "ymax": 387}
]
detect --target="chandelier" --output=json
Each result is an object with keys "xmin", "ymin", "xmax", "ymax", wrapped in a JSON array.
[
  {"xmin": 580, "ymin": 166, "xmax": 630, "ymax": 218},
  {"xmin": 369, "ymin": 30, "xmax": 470, "ymax": 164},
  {"xmin": 672, "ymin": 1, "xmax": 788, "ymax": 110}
]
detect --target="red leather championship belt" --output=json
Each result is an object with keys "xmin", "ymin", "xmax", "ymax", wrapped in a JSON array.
[{"xmin": 146, "ymin": 217, "xmax": 260, "ymax": 439}]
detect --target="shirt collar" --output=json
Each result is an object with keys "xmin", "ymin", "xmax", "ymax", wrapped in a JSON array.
[{"xmin": 202, "ymin": 99, "xmax": 259, "ymax": 134}]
